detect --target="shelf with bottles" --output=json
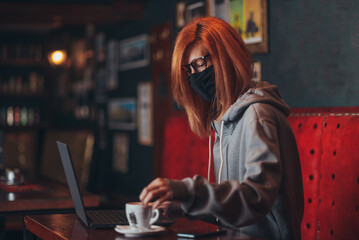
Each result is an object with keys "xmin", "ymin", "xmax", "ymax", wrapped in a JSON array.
[
  {"xmin": 0, "ymin": 105, "xmax": 47, "ymax": 129},
  {"xmin": 0, "ymin": 71, "xmax": 47, "ymax": 98},
  {"xmin": 0, "ymin": 41, "xmax": 44, "ymax": 65}
]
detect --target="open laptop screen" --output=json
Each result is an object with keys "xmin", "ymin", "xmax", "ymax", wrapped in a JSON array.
[{"xmin": 57, "ymin": 141, "xmax": 89, "ymax": 226}]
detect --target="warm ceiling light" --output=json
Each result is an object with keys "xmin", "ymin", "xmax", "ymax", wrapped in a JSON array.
[{"xmin": 49, "ymin": 50, "xmax": 67, "ymax": 66}]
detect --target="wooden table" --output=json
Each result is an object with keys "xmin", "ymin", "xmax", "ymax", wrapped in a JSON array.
[
  {"xmin": 0, "ymin": 177, "xmax": 99, "ymax": 238},
  {"xmin": 24, "ymin": 214, "xmax": 261, "ymax": 240}
]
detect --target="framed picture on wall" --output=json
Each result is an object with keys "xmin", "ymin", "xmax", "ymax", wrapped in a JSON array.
[
  {"xmin": 108, "ymin": 98, "xmax": 137, "ymax": 130},
  {"xmin": 118, "ymin": 34, "xmax": 150, "ymax": 71},
  {"xmin": 176, "ymin": 1, "xmax": 187, "ymax": 29},
  {"xmin": 207, "ymin": 0, "xmax": 268, "ymax": 54},
  {"xmin": 106, "ymin": 40, "xmax": 119, "ymax": 90},
  {"xmin": 137, "ymin": 82, "xmax": 153, "ymax": 146},
  {"xmin": 206, "ymin": 0, "xmax": 229, "ymax": 22},
  {"xmin": 113, "ymin": 133, "xmax": 129, "ymax": 173},
  {"xmin": 186, "ymin": 1, "xmax": 206, "ymax": 24}
]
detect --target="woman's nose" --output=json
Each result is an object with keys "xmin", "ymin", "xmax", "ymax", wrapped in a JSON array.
[{"xmin": 190, "ymin": 65, "xmax": 196, "ymax": 74}]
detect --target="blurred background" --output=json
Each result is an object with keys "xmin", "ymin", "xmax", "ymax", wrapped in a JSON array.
[{"xmin": 0, "ymin": 0, "xmax": 358, "ymax": 238}]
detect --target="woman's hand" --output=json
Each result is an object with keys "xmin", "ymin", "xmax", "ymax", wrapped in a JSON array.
[{"xmin": 139, "ymin": 178, "xmax": 172, "ymax": 209}]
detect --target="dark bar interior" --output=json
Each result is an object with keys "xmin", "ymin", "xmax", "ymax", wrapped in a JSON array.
[{"xmin": 0, "ymin": 0, "xmax": 358, "ymax": 239}]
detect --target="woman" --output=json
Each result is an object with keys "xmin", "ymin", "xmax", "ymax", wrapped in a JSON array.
[{"xmin": 140, "ymin": 17, "xmax": 304, "ymax": 240}]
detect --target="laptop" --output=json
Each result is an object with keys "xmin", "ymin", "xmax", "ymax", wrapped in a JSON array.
[{"xmin": 56, "ymin": 141, "xmax": 128, "ymax": 228}]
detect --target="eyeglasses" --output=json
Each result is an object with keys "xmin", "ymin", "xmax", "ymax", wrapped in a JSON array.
[{"xmin": 182, "ymin": 54, "xmax": 210, "ymax": 77}]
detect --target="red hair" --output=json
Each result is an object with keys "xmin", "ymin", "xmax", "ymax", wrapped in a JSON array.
[{"xmin": 171, "ymin": 17, "xmax": 253, "ymax": 138}]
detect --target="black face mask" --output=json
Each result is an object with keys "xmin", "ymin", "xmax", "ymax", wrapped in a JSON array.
[{"xmin": 188, "ymin": 65, "xmax": 216, "ymax": 102}]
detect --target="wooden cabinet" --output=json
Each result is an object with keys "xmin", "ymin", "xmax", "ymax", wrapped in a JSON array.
[{"xmin": 0, "ymin": 34, "xmax": 50, "ymax": 174}]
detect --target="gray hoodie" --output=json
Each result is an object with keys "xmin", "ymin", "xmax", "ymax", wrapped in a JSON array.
[{"xmin": 169, "ymin": 81, "xmax": 304, "ymax": 240}]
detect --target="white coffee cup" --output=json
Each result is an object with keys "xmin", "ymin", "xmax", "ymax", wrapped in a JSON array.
[{"xmin": 125, "ymin": 202, "xmax": 160, "ymax": 230}]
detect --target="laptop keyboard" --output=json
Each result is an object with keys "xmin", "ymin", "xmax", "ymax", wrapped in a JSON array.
[{"xmin": 87, "ymin": 210, "xmax": 128, "ymax": 225}]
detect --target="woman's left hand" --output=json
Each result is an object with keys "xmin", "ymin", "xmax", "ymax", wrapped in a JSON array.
[{"xmin": 139, "ymin": 178, "xmax": 172, "ymax": 209}]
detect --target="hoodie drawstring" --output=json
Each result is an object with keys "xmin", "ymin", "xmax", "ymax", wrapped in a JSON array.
[
  {"xmin": 208, "ymin": 132, "xmax": 212, "ymax": 182},
  {"xmin": 218, "ymin": 121, "xmax": 224, "ymax": 184},
  {"xmin": 208, "ymin": 121, "xmax": 225, "ymax": 184}
]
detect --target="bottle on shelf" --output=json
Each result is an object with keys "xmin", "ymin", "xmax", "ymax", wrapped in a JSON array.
[
  {"xmin": 14, "ymin": 106, "xmax": 20, "ymax": 126},
  {"xmin": 6, "ymin": 107, "xmax": 14, "ymax": 126},
  {"xmin": 20, "ymin": 107, "xmax": 27, "ymax": 126}
]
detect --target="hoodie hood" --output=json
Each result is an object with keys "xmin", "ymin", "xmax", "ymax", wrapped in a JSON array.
[{"xmin": 221, "ymin": 81, "xmax": 290, "ymax": 123}]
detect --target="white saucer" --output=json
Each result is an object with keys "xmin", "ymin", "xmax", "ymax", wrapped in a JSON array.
[{"xmin": 115, "ymin": 225, "xmax": 166, "ymax": 237}]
